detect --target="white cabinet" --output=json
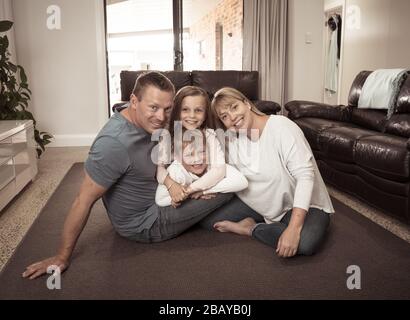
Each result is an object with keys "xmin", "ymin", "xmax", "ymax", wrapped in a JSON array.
[{"xmin": 0, "ymin": 120, "xmax": 38, "ymax": 212}]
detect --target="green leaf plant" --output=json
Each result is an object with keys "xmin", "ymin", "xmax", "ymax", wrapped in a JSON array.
[{"xmin": 0, "ymin": 20, "xmax": 52, "ymax": 157}]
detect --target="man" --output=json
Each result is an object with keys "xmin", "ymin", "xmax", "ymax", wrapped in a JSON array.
[{"xmin": 22, "ymin": 72, "xmax": 233, "ymax": 280}]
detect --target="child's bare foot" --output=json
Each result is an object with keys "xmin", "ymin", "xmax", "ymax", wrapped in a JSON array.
[{"xmin": 213, "ymin": 218, "xmax": 256, "ymax": 236}]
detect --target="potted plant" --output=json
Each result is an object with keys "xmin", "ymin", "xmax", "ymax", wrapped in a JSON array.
[{"xmin": 0, "ymin": 20, "xmax": 52, "ymax": 157}]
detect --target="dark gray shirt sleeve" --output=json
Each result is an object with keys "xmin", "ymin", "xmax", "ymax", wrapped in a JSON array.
[{"xmin": 85, "ymin": 136, "xmax": 131, "ymax": 189}]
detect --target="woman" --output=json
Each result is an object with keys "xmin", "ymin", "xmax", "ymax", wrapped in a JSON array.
[{"xmin": 210, "ymin": 87, "xmax": 334, "ymax": 258}]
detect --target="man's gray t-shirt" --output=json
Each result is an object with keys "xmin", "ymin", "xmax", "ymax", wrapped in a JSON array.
[{"xmin": 85, "ymin": 111, "xmax": 159, "ymax": 238}]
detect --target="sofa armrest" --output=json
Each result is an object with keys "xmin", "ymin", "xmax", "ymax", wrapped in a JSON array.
[
  {"xmin": 285, "ymin": 100, "xmax": 351, "ymax": 122},
  {"xmin": 253, "ymin": 100, "xmax": 281, "ymax": 115},
  {"xmin": 112, "ymin": 101, "xmax": 128, "ymax": 113}
]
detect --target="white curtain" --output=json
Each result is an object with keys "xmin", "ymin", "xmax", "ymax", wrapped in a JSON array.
[
  {"xmin": 0, "ymin": 0, "xmax": 16, "ymax": 64},
  {"xmin": 243, "ymin": 0, "xmax": 288, "ymax": 111}
]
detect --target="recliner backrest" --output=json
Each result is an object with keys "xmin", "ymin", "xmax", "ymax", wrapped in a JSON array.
[
  {"xmin": 191, "ymin": 70, "xmax": 259, "ymax": 100},
  {"xmin": 347, "ymin": 71, "xmax": 387, "ymax": 132},
  {"xmin": 395, "ymin": 76, "xmax": 410, "ymax": 114},
  {"xmin": 347, "ymin": 70, "xmax": 410, "ymax": 136},
  {"xmin": 347, "ymin": 70, "xmax": 372, "ymax": 108},
  {"xmin": 119, "ymin": 70, "xmax": 260, "ymax": 102}
]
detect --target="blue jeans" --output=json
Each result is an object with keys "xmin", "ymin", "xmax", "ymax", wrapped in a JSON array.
[
  {"xmin": 128, "ymin": 193, "xmax": 234, "ymax": 243},
  {"xmin": 199, "ymin": 195, "xmax": 265, "ymax": 230},
  {"xmin": 252, "ymin": 207, "xmax": 330, "ymax": 256},
  {"xmin": 200, "ymin": 196, "xmax": 330, "ymax": 256}
]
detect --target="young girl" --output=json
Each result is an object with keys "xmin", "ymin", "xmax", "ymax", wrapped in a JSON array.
[
  {"xmin": 157, "ymin": 86, "xmax": 227, "ymax": 205},
  {"xmin": 155, "ymin": 131, "xmax": 248, "ymax": 207}
]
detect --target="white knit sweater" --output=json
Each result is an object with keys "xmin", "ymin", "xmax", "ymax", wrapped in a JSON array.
[
  {"xmin": 155, "ymin": 162, "xmax": 248, "ymax": 207},
  {"xmin": 229, "ymin": 116, "xmax": 334, "ymax": 223}
]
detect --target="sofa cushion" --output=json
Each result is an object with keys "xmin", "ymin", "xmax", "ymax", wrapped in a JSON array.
[
  {"xmin": 348, "ymin": 71, "xmax": 372, "ymax": 107},
  {"xmin": 318, "ymin": 126, "xmax": 378, "ymax": 163},
  {"xmin": 112, "ymin": 102, "xmax": 128, "ymax": 113},
  {"xmin": 318, "ymin": 160, "xmax": 409, "ymax": 222},
  {"xmin": 351, "ymin": 108, "xmax": 387, "ymax": 132},
  {"xmin": 294, "ymin": 118, "xmax": 353, "ymax": 151},
  {"xmin": 354, "ymin": 135, "xmax": 410, "ymax": 180},
  {"xmin": 385, "ymin": 114, "xmax": 410, "ymax": 138},
  {"xmin": 191, "ymin": 71, "xmax": 258, "ymax": 100},
  {"xmin": 285, "ymin": 101, "xmax": 351, "ymax": 122},
  {"xmin": 395, "ymin": 74, "xmax": 410, "ymax": 113},
  {"xmin": 356, "ymin": 166, "xmax": 409, "ymax": 193},
  {"xmin": 253, "ymin": 100, "xmax": 281, "ymax": 115},
  {"xmin": 315, "ymin": 154, "xmax": 357, "ymax": 174},
  {"xmin": 120, "ymin": 70, "xmax": 191, "ymax": 101}
]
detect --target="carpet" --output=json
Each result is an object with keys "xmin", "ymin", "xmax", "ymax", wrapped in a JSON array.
[{"xmin": 0, "ymin": 163, "xmax": 409, "ymax": 300}]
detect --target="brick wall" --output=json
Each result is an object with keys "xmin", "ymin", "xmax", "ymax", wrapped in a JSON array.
[{"xmin": 188, "ymin": 0, "xmax": 243, "ymax": 70}]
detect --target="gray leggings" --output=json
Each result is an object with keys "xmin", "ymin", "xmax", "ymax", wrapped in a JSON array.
[{"xmin": 201, "ymin": 196, "xmax": 330, "ymax": 256}]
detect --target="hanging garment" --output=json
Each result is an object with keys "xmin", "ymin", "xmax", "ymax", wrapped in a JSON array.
[
  {"xmin": 327, "ymin": 15, "xmax": 342, "ymax": 59},
  {"xmin": 335, "ymin": 15, "xmax": 342, "ymax": 59},
  {"xmin": 325, "ymin": 22, "xmax": 339, "ymax": 93}
]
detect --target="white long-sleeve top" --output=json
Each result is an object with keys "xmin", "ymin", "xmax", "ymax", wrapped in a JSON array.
[
  {"xmin": 156, "ymin": 129, "xmax": 226, "ymax": 192},
  {"xmin": 155, "ymin": 161, "xmax": 248, "ymax": 207},
  {"xmin": 228, "ymin": 116, "xmax": 334, "ymax": 223}
]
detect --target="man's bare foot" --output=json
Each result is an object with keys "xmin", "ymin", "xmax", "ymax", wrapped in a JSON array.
[{"xmin": 213, "ymin": 218, "xmax": 256, "ymax": 236}]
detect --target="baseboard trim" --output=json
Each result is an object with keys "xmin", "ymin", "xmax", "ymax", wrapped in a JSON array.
[{"xmin": 48, "ymin": 134, "xmax": 96, "ymax": 147}]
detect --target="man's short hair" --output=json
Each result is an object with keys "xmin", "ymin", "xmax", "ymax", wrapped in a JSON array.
[{"xmin": 132, "ymin": 71, "xmax": 175, "ymax": 100}]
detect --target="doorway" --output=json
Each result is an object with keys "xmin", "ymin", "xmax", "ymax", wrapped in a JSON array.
[{"xmin": 323, "ymin": 4, "xmax": 344, "ymax": 105}]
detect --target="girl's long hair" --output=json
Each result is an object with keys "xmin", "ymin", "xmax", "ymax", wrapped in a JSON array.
[{"xmin": 168, "ymin": 86, "xmax": 218, "ymax": 142}]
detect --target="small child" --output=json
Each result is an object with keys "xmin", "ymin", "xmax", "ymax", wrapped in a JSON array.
[
  {"xmin": 156, "ymin": 132, "xmax": 248, "ymax": 207},
  {"xmin": 156, "ymin": 86, "xmax": 228, "ymax": 205}
]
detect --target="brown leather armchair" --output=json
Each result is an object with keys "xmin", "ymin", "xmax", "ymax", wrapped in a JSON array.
[
  {"xmin": 285, "ymin": 71, "xmax": 410, "ymax": 224},
  {"xmin": 112, "ymin": 70, "xmax": 281, "ymax": 115}
]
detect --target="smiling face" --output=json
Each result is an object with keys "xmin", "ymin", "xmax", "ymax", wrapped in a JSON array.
[
  {"xmin": 181, "ymin": 140, "xmax": 208, "ymax": 176},
  {"xmin": 130, "ymin": 85, "xmax": 174, "ymax": 134},
  {"xmin": 215, "ymin": 97, "xmax": 253, "ymax": 132},
  {"xmin": 180, "ymin": 95, "xmax": 207, "ymax": 130},
  {"xmin": 169, "ymin": 87, "xmax": 212, "ymax": 140}
]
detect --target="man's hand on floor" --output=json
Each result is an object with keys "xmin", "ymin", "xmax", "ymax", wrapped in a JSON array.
[{"xmin": 22, "ymin": 256, "xmax": 69, "ymax": 280}]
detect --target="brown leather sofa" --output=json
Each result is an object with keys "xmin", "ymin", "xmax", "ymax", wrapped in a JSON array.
[
  {"xmin": 113, "ymin": 70, "xmax": 281, "ymax": 115},
  {"xmin": 285, "ymin": 71, "xmax": 410, "ymax": 224}
]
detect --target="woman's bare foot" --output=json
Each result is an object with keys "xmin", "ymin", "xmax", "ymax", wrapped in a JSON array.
[{"xmin": 213, "ymin": 218, "xmax": 257, "ymax": 236}]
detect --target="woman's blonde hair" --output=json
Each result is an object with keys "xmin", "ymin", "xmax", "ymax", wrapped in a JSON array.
[{"xmin": 210, "ymin": 87, "xmax": 265, "ymax": 126}]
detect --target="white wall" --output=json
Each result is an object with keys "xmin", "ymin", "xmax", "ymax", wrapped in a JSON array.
[
  {"xmin": 287, "ymin": 0, "xmax": 410, "ymax": 106},
  {"xmin": 12, "ymin": 0, "xmax": 108, "ymax": 147},
  {"xmin": 286, "ymin": 0, "xmax": 324, "ymax": 103},
  {"xmin": 340, "ymin": 0, "xmax": 410, "ymax": 104}
]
